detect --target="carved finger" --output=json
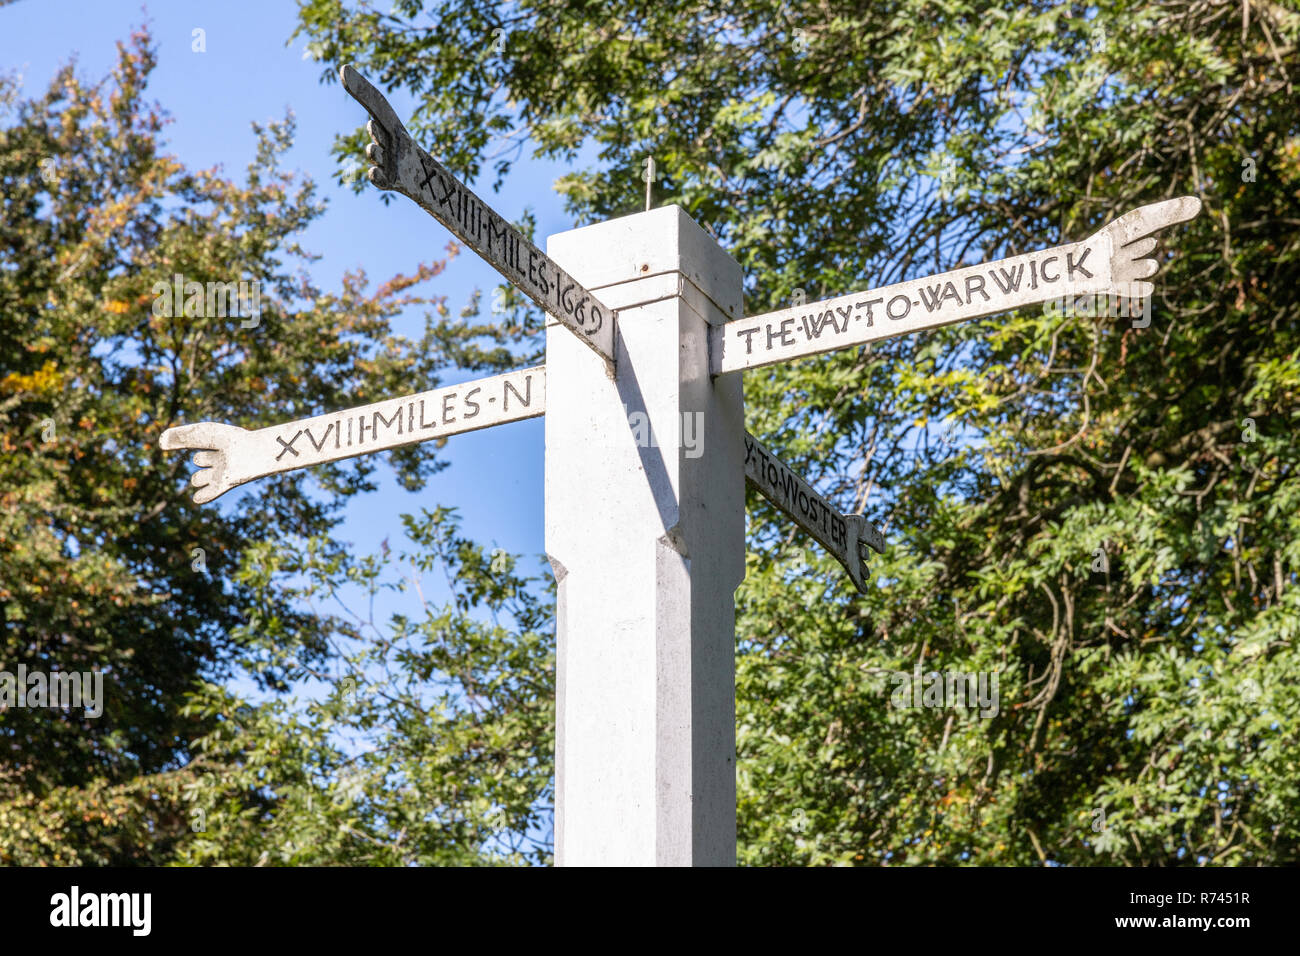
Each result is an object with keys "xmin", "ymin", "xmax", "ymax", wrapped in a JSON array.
[
  {"xmin": 1122, "ymin": 236, "xmax": 1158, "ymax": 258},
  {"xmin": 1127, "ymin": 279, "xmax": 1157, "ymax": 300},
  {"xmin": 340, "ymin": 65, "xmax": 408, "ymax": 142},
  {"xmin": 365, "ymin": 140, "xmax": 384, "ymax": 164},
  {"xmin": 1115, "ymin": 257, "xmax": 1161, "ymax": 284},
  {"xmin": 160, "ymin": 423, "xmax": 209, "ymax": 451},
  {"xmin": 1105, "ymin": 196, "xmax": 1202, "ymax": 245},
  {"xmin": 192, "ymin": 450, "xmax": 222, "ymax": 469},
  {"xmin": 192, "ymin": 483, "xmax": 226, "ymax": 506},
  {"xmin": 160, "ymin": 421, "xmax": 246, "ymax": 452},
  {"xmin": 1131, "ymin": 257, "xmax": 1160, "ymax": 280},
  {"xmin": 190, "ymin": 469, "xmax": 213, "ymax": 489}
]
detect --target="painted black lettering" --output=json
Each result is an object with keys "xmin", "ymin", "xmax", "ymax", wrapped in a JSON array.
[
  {"xmin": 736, "ymin": 327, "xmax": 760, "ymax": 354},
  {"xmin": 275, "ymin": 430, "xmax": 303, "ymax": 460},
  {"xmin": 504, "ymin": 375, "xmax": 533, "ymax": 411},
  {"xmin": 431, "ymin": 165, "xmax": 456, "ymax": 207},
  {"xmin": 373, "ymin": 407, "xmax": 402, "ymax": 437},
  {"xmin": 990, "ymin": 264, "xmax": 1024, "ymax": 294},
  {"xmin": 917, "ymin": 283, "xmax": 945, "ymax": 312},
  {"xmin": 855, "ymin": 298, "xmax": 882, "ymax": 325},
  {"xmin": 805, "ymin": 310, "xmax": 839, "ymax": 339},
  {"xmin": 887, "ymin": 294, "xmax": 911, "ymax": 320},
  {"xmin": 1066, "ymin": 247, "xmax": 1094, "ymax": 281},
  {"xmin": 417, "ymin": 153, "xmax": 440, "ymax": 202},
  {"xmin": 766, "ymin": 319, "xmax": 793, "ymax": 350},
  {"xmin": 487, "ymin": 217, "xmax": 508, "ymax": 257},
  {"xmin": 305, "ymin": 423, "xmax": 335, "ymax": 453}
]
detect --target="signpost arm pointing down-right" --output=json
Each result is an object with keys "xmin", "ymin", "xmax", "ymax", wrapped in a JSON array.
[{"xmin": 743, "ymin": 431, "xmax": 884, "ymax": 594}]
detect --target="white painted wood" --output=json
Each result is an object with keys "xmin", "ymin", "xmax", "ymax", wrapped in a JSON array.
[
  {"xmin": 160, "ymin": 367, "xmax": 544, "ymax": 503},
  {"xmin": 545, "ymin": 205, "xmax": 744, "ymax": 866},
  {"xmin": 743, "ymin": 431, "xmax": 883, "ymax": 594},
  {"xmin": 711, "ymin": 196, "xmax": 1202, "ymax": 374},
  {"xmin": 341, "ymin": 65, "xmax": 616, "ymax": 364}
]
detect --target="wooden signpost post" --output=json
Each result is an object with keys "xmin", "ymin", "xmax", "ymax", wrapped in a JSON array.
[{"xmin": 159, "ymin": 66, "xmax": 1202, "ymax": 866}]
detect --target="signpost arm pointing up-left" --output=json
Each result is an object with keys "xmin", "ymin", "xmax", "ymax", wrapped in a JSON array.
[{"xmin": 340, "ymin": 65, "xmax": 617, "ymax": 366}]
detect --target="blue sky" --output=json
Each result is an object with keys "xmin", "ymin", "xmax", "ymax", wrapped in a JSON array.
[{"xmin": 1, "ymin": 1, "xmax": 586, "ymax": 619}]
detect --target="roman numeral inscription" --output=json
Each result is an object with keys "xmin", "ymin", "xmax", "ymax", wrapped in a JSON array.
[
  {"xmin": 161, "ymin": 366, "xmax": 545, "ymax": 504},
  {"xmin": 341, "ymin": 66, "xmax": 616, "ymax": 364},
  {"xmin": 743, "ymin": 431, "xmax": 884, "ymax": 594},
  {"xmin": 711, "ymin": 197, "xmax": 1202, "ymax": 375}
]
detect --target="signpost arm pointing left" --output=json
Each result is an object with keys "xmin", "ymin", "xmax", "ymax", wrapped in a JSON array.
[
  {"xmin": 340, "ymin": 65, "xmax": 616, "ymax": 366},
  {"xmin": 160, "ymin": 366, "xmax": 546, "ymax": 504}
]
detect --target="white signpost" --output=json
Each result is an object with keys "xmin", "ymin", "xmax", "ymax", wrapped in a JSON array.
[{"xmin": 158, "ymin": 66, "xmax": 1202, "ymax": 866}]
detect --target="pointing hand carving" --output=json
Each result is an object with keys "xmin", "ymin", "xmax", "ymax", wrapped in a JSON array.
[
  {"xmin": 1092, "ymin": 196, "xmax": 1202, "ymax": 298},
  {"xmin": 340, "ymin": 64, "xmax": 416, "ymax": 195},
  {"xmin": 160, "ymin": 422, "xmax": 251, "ymax": 504}
]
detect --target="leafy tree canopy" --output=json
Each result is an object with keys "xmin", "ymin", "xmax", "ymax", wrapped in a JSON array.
[
  {"xmin": 0, "ymin": 28, "xmax": 523, "ymax": 863},
  {"xmin": 291, "ymin": 0, "xmax": 1300, "ymax": 865}
]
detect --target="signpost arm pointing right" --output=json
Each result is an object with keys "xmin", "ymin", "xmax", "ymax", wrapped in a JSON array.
[{"xmin": 711, "ymin": 196, "xmax": 1202, "ymax": 375}]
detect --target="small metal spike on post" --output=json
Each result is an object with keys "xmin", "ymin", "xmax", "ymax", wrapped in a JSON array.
[{"xmin": 643, "ymin": 155, "xmax": 656, "ymax": 211}]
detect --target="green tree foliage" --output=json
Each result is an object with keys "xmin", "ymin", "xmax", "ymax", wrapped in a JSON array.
[
  {"xmin": 291, "ymin": 0, "xmax": 1300, "ymax": 865},
  {"xmin": 0, "ymin": 30, "xmax": 523, "ymax": 863},
  {"xmin": 173, "ymin": 508, "xmax": 554, "ymax": 866}
]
